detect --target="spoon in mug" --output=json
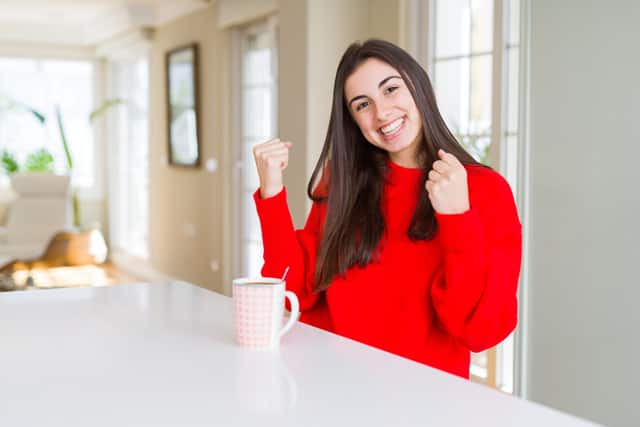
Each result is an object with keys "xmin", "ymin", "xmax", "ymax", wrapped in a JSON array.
[{"xmin": 281, "ymin": 266, "xmax": 290, "ymax": 282}]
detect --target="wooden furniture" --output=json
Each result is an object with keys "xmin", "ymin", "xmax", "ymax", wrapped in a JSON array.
[
  {"xmin": 0, "ymin": 282, "xmax": 598, "ymax": 427},
  {"xmin": 0, "ymin": 228, "xmax": 113, "ymax": 291},
  {"xmin": 1, "ymin": 229, "xmax": 95, "ymax": 274}
]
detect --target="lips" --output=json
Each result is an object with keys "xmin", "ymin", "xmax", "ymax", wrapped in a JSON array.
[
  {"xmin": 378, "ymin": 116, "xmax": 406, "ymax": 140},
  {"xmin": 380, "ymin": 117, "xmax": 404, "ymax": 135}
]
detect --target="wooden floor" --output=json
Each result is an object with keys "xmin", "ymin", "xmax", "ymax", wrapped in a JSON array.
[
  {"xmin": 0, "ymin": 262, "xmax": 141, "ymax": 292},
  {"xmin": 99, "ymin": 262, "xmax": 141, "ymax": 284}
]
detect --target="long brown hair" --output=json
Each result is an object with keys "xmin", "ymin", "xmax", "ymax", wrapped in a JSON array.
[{"xmin": 308, "ymin": 39, "xmax": 481, "ymax": 293}]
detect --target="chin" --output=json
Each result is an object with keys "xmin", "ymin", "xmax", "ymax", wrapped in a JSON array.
[
  {"xmin": 382, "ymin": 136, "xmax": 416, "ymax": 153},
  {"xmin": 384, "ymin": 143, "xmax": 410, "ymax": 154}
]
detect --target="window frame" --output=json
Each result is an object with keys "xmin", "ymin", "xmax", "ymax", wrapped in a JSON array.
[
  {"xmin": 230, "ymin": 16, "xmax": 279, "ymax": 284},
  {"xmin": 416, "ymin": 0, "xmax": 528, "ymax": 394},
  {"xmin": 106, "ymin": 57, "xmax": 150, "ymax": 260}
]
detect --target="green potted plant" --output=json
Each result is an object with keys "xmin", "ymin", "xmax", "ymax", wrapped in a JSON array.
[
  {"xmin": 55, "ymin": 99, "xmax": 124, "ymax": 227},
  {"xmin": 1, "ymin": 94, "xmax": 124, "ymax": 227},
  {"xmin": 1, "ymin": 95, "xmax": 52, "ymax": 176}
]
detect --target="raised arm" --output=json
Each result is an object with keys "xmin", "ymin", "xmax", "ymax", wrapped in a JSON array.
[
  {"xmin": 430, "ymin": 167, "xmax": 522, "ymax": 352},
  {"xmin": 252, "ymin": 139, "xmax": 325, "ymax": 311}
]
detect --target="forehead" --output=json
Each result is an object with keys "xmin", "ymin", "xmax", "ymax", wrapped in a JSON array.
[{"xmin": 344, "ymin": 58, "xmax": 401, "ymax": 99}]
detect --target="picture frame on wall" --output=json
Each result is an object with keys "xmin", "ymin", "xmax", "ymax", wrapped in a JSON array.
[{"xmin": 165, "ymin": 43, "xmax": 200, "ymax": 167}]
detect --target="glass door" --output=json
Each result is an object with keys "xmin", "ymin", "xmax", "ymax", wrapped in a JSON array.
[{"xmin": 234, "ymin": 17, "xmax": 278, "ymax": 278}]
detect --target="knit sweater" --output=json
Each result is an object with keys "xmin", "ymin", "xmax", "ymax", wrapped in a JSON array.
[{"xmin": 254, "ymin": 160, "xmax": 522, "ymax": 378}]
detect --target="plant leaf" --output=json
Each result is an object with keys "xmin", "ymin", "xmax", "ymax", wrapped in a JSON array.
[
  {"xmin": 1, "ymin": 149, "xmax": 20, "ymax": 173},
  {"xmin": 25, "ymin": 148, "xmax": 54, "ymax": 172},
  {"xmin": 55, "ymin": 105, "xmax": 73, "ymax": 170},
  {"xmin": 72, "ymin": 190, "xmax": 81, "ymax": 227},
  {"xmin": 89, "ymin": 98, "xmax": 125, "ymax": 123},
  {"xmin": 0, "ymin": 94, "xmax": 46, "ymax": 124},
  {"xmin": 24, "ymin": 107, "xmax": 46, "ymax": 124}
]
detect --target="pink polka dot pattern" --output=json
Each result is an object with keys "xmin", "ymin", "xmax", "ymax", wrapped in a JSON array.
[{"xmin": 233, "ymin": 285, "xmax": 276, "ymax": 349}]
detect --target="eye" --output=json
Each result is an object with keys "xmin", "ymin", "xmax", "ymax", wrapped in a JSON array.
[
  {"xmin": 384, "ymin": 85, "xmax": 399, "ymax": 95},
  {"xmin": 355, "ymin": 100, "xmax": 370, "ymax": 112}
]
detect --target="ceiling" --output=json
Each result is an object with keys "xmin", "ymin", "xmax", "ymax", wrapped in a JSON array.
[{"xmin": 0, "ymin": 0, "xmax": 211, "ymax": 46}]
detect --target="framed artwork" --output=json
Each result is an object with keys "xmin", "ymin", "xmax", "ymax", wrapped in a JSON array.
[{"xmin": 166, "ymin": 43, "xmax": 200, "ymax": 167}]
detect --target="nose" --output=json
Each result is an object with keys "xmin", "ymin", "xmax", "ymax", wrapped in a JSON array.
[{"xmin": 376, "ymin": 98, "xmax": 393, "ymax": 122}]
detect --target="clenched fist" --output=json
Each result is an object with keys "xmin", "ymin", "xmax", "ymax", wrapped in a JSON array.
[
  {"xmin": 425, "ymin": 149, "xmax": 470, "ymax": 214},
  {"xmin": 253, "ymin": 138, "xmax": 293, "ymax": 199}
]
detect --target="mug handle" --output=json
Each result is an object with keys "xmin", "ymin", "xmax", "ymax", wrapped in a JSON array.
[{"xmin": 279, "ymin": 291, "xmax": 299, "ymax": 338}]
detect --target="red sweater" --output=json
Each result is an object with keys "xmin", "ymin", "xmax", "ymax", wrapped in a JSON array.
[{"xmin": 254, "ymin": 160, "xmax": 522, "ymax": 378}]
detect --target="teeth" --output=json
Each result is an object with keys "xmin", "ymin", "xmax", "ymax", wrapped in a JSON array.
[{"xmin": 380, "ymin": 118, "xmax": 404, "ymax": 135}]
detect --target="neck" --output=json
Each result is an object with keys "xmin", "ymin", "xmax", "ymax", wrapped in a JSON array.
[{"xmin": 388, "ymin": 152, "xmax": 420, "ymax": 169}]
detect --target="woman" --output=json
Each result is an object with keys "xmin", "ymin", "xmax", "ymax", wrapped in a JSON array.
[{"xmin": 252, "ymin": 39, "xmax": 521, "ymax": 379}]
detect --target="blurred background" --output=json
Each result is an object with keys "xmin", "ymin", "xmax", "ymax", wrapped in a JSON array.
[{"xmin": 0, "ymin": 1, "xmax": 637, "ymax": 426}]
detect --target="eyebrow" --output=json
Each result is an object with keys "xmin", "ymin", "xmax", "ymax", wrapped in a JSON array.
[{"xmin": 348, "ymin": 75, "xmax": 402, "ymax": 108}]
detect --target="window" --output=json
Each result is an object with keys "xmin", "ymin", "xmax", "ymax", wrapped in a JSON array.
[
  {"xmin": 0, "ymin": 57, "xmax": 95, "ymax": 188},
  {"xmin": 429, "ymin": 0, "xmax": 521, "ymax": 393},
  {"xmin": 497, "ymin": 0, "xmax": 520, "ymax": 394},
  {"xmin": 432, "ymin": 0, "xmax": 494, "ymax": 163},
  {"xmin": 503, "ymin": 0, "xmax": 520, "ymax": 191},
  {"xmin": 108, "ymin": 59, "xmax": 150, "ymax": 259},
  {"xmin": 234, "ymin": 18, "xmax": 278, "ymax": 278}
]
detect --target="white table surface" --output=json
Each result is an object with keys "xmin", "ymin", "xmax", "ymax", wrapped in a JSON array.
[{"xmin": 0, "ymin": 282, "xmax": 598, "ymax": 427}]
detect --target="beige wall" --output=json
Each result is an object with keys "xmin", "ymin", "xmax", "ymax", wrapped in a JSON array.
[
  {"xmin": 149, "ymin": 5, "xmax": 229, "ymax": 292},
  {"xmin": 146, "ymin": 0, "xmax": 403, "ymax": 292},
  {"xmin": 306, "ymin": 0, "xmax": 370, "ymax": 201},
  {"xmin": 280, "ymin": 0, "xmax": 401, "ymax": 224},
  {"xmin": 277, "ymin": 0, "xmax": 309, "ymax": 227},
  {"xmin": 369, "ymin": 0, "xmax": 400, "ymax": 44}
]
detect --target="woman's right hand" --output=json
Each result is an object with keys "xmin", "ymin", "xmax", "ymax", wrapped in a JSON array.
[{"xmin": 252, "ymin": 138, "xmax": 293, "ymax": 199}]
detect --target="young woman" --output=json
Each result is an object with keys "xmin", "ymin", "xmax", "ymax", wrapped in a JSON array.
[{"xmin": 252, "ymin": 39, "xmax": 521, "ymax": 379}]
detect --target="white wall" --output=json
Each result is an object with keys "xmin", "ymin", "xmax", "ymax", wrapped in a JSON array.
[{"xmin": 527, "ymin": 1, "xmax": 640, "ymax": 426}]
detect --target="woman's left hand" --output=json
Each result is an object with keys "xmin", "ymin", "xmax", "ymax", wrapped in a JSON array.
[{"xmin": 425, "ymin": 149, "xmax": 470, "ymax": 214}]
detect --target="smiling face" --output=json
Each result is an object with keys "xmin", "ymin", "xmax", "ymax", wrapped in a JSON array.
[{"xmin": 344, "ymin": 58, "xmax": 423, "ymax": 168}]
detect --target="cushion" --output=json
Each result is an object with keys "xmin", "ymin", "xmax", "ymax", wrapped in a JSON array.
[
  {"xmin": 6, "ymin": 197, "xmax": 68, "ymax": 244},
  {"xmin": 10, "ymin": 173, "xmax": 70, "ymax": 196}
]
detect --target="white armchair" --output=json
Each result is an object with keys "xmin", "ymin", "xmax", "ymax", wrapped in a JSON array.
[{"xmin": 0, "ymin": 173, "xmax": 71, "ymax": 262}]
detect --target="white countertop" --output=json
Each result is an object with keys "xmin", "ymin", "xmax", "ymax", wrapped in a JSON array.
[{"xmin": 0, "ymin": 282, "xmax": 598, "ymax": 426}]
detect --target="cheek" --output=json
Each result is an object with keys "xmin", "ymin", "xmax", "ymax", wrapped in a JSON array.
[
  {"xmin": 397, "ymin": 92, "xmax": 418, "ymax": 115},
  {"xmin": 355, "ymin": 115, "xmax": 377, "ymax": 138}
]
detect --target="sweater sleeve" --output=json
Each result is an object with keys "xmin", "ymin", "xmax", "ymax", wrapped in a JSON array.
[
  {"xmin": 430, "ymin": 168, "xmax": 522, "ymax": 353},
  {"xmin": 253, "ymin": 187, "xmax": 324, "ymax": 311}
]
